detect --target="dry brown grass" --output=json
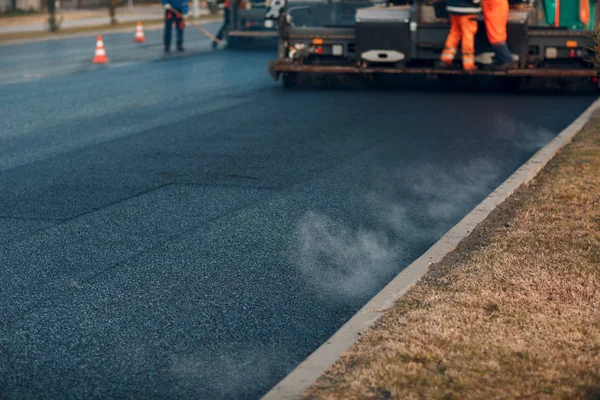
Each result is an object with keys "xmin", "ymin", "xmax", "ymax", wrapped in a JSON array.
[
  {"xmin": 0, "ymin": 6, "xmax": 164, "ymax": 25},
  {"xmin": 0, "ymin": 13, "xmax": 216, "ymax": 43},
  {"xmin": 302, "ymin": 113, "xmax": 600, "ymax": 400}
]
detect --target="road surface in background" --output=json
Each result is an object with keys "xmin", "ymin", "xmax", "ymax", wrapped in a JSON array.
[
  {"xmin": 0, "ymin": 29, "xmax": 595, "ymax": 399},
  {"xmin": 0, "ymin": 24, "xmax": 220, "ymax": 83}
]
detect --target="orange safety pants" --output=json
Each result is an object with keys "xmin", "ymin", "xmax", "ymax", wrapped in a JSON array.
[
  {"xmin": 440, "ymin": 14, "xmax": 478, "ymax": 70},
  {"xmin": 482, "ymin": 0, "xmax": 508, "ymax": 45}
]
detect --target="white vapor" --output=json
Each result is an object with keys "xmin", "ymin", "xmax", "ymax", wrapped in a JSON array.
[
  {"xmin": 296, "ymin": 211, "xmax": 400, "ymax": 300},
  {"xmin": 294, "ymin": 158, "xmax": 502, "ymax": 300}
]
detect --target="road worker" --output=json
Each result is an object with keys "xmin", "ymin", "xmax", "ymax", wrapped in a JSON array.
[
  {"xmin": 482, "ymin": 0, "xmax": 514, "ymax": 69},
  {"xmin": 439, "ymin": 0, "xmax": 482, "ymax": 71},
  {"xmin": 162, "ymin": 0, "xmax": 189, "ymax": 52},
  {"xmin": 212, "ymin": 0, "xmax": 243, "ymax": 48}
]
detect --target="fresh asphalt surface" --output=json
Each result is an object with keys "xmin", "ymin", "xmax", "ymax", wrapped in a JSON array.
[{"xmin": 0, "ymin": 26, "xmax": 596, "ymax": 400}]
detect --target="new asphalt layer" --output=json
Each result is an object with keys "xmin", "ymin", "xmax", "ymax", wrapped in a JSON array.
[{"xmin": 0, "ymin": 28, "xmax": 596, "ymax": 399}]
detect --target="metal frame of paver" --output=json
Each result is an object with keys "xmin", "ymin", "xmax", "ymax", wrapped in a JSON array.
[{"xmin": 261, "ymin": 97, "xmax": 600, "ymax": 400}]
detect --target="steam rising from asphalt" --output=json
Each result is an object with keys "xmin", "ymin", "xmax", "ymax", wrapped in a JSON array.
[
  {"xmin": 171, "ymin": 346, "xmax": 284, "ymax": 398},
  {"xmin": 403, "ymin": 159, "xmax": 499, "ymax": 224},
  {"xmin": 492, "ymin": 115, "xmax": 555, "ymax": 151},
  {"xmin": 295, "ymin": 158, "xmax": 500, "ymax": 300},
  {"xmin": 294, "ymin": 115, "xmax": 554, "ymax": 300},
  {"xmin": 297, "ymin": 212, "xmax": 400, "ymax": 299}
]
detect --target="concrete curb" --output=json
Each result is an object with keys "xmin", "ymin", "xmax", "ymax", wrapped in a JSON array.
[{"xmin": 261, "ymin": 97, "xmax": 600, "ymax": 400}]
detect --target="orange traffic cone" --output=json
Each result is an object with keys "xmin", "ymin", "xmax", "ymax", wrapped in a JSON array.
[
  {"xmin": 134, "ymin": 21, "xmax": 146, "ymax": 43},
  {"xmin": 92, "ymin": 35, "xmax": 108, "ymax": 64}
]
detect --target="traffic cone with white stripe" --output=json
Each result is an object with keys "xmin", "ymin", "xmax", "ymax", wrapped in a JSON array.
[
  {"xmin": 92, "ymin": 35, "xmax": 108, "ymax": 64},
  {"xmin": 134, "ymin": 21, "xmax": 146, "ymax": 43}
]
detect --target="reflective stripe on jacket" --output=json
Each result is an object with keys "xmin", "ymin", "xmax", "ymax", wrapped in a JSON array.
[{"xmin": 446, "ymin": 0, "xmax": 481, "ymax": 14}]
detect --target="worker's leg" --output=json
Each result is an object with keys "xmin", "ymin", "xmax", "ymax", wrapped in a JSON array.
[
  {"xmin": 483, "ymin": 0, "xmax": 512, "ymax": 64},
  {"xmin": 440, "ymin": 15, "xmax": 462, "ymax": 66},
  {"xmin": 213, "ymin": 8, "xmax": 229, "ymax": 48},
  {"xmin": 176, "ymin": 14, "xmax": 184, "ymax": 51},
  {"xmin": 164, "ymin": 10, "xmax": 173, "ymax": 52},
  {"xmin": 459, "ymin": 14, "xmax": 478, "ymax": 70},
  {"xmin": 216, "ymin": 8, "xmax": 230, "ymax": 40},
  {"xmin": 492, "ymin": 42, "xmax": 512, "ymax": 64}
]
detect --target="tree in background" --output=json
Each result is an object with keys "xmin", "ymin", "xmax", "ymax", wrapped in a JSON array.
[
  {"xmin": 108, "ymin": 0, "xmax": 119, "ymax": 24},
  {"xmin": 47, "ymin": 0, "xmax": 60, "ymax": 32},
  {"xmin": 208, "ymin": 0, "xmax": 218, "ymax": 15}
]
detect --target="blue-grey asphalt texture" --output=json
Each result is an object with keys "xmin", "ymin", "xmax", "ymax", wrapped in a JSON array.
[{"xmin": 0, "ymin": 25, "xmax": 596, "ymax": 400}]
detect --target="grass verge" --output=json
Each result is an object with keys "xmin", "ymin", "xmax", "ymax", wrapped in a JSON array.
[
  {"xmin": 0, "ymin": 14, "xmax": 216, "ymax": 43},
  {"xmin": 302, "ymin": 112, "xmax": 600, "ymax": 400},
  {"xmin": 0, "ymin": 9, "xmax": 41, "ymax": 18},
  {"xmin": 0, "ymin": 19, "xmax": 162, "ymax": 43}
]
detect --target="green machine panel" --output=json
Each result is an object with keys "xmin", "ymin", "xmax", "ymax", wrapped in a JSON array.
[{"xmin": 541, "ymin": 0, "xmax": 595, "ymax": 30}]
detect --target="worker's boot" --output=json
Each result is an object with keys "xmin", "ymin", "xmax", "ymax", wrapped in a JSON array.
[
  {"xmin": 490, "ymin": 43, "xmax": 514, "ymax": 70},
  {"xmin": 436, "ymin": 60, "xmax": 454, "ymax": 69},
  {"xmin": 463, "ymin": 62, "xmax": 478, "ymax": 73},
  {"xmin": 462, "ymin": 52, "xmax": 476, "ymax": 73}
]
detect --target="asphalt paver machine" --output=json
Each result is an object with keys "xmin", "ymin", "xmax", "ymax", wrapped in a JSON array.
[
  {"xmin": 226, "ymin": 0, "xmax": 281, "ymax": 45},
  {"xmin": 227, "ymin": 0, "xmax": 333, "ymax": 47},
  {"xmin": 268, "ymin": 0, "xmax": 599, "ymax": 87}
]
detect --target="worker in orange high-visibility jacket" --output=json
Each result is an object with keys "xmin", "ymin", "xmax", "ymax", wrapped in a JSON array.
[
  {"xmin": 439, "ymin": 0, "xmax": 482, "ymax": 71},
  {"xmin": 482, "ymin": 0, "xmax": 514, "ymax": 69}
]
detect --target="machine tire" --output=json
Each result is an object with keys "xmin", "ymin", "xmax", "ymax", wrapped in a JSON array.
[
  {"xmin": 281, "ymin": 72, "xmax": 297, "ymax": 89},
  {"xmin": 226, "ymin": 36, "xmax": 241, "ymax": 49},
  {"xmin": 503, "ymin": 77, "xmax": 523, "ymax": 92}
]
